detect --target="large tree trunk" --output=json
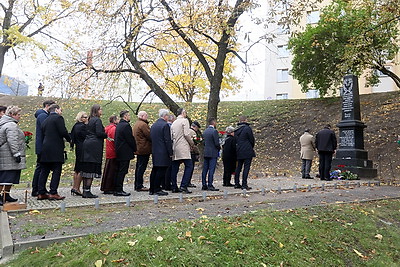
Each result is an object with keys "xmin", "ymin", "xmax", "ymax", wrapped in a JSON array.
[
  {"xmin": 376, "ymin": 65, "xmax": 400, "ymax": 89},
  {"xmin": 0, "ymin": 47, "xmax": 8, "ymax": 77}
]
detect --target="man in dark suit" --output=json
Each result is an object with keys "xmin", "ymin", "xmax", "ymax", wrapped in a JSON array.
[
  {"xmin": 315, "ymin": 124, "xmax": 337, "ymax": 181},
  {"xmin": 234, "ymin": 116, "xmax": 255, "ymax": 190},
  {"xmin": 149, "ymin": 109, "xmax": 172, "ymax": 196},
  {"xmin": 201, "ymin": 117, "xmax": 221, "ymax": 191},
  {"xmin": 114, "ymin": 110, "xmax": 136, "ymax": 196},
  {"xmin": 38, "ymin": 104, "xmax": 71, "ymax": 200}
]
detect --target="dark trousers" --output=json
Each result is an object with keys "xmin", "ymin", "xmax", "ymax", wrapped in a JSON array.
[
  {"xmin": 301, "ymin": 159, "xmax": 312, "ymax": 178},
  {"xmin": 318, "ymin": 151, "xmax": 333, "ymax": 180},
  {"xmin": 115, "ymin": 160, "xmax": 130, "ymax": 192},
  {"xmin": 188, "ymin": 153, "xmax": 198, "ymax": 185},
  {"xmin": 38, "ymin": 162, "xmax": 62, "ymax": 195},
  {"xmin": 234, "ymin": 158, "xmax": 252, "ymax": 188},
  {"xmin": 162, "ymin": 165, "xmax": 172, "ymax": 190},
  {"xmin": 223, "ymin": 158, "xmax": 236, "ymax": 185},
  {"xmin": 150, "ymin": 166, "xmax": 168, "ymax": 193},
  {"xmin": 202, "ymin": 157, "xmax": 217, "ymax": 187},
  {"xmin": 171, "ymin": 159, "xmax": 193, "ymax": 189},
  {"xmin": 32, "ymin": 154, "xmax": 42, "ymax": 194},
  {"xmin": 135, "ymin": 154, "xmax": 150, "ymax": 190}
]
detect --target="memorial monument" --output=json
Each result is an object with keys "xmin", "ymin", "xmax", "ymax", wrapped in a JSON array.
[{"xmin": 332, "ymin": 74, "xmax": 377, "ymax": 178}]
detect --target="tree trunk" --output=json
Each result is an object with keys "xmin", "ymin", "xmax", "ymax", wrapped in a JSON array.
[
  {"xmin": 0, "ymin": 47, "xmax": 7, "ymax": 77},
  {"xmin": 376, "ymin": 65, "xmax": 400, "ymax": 89}
]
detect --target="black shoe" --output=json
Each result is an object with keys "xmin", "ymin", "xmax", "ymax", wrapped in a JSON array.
[
  {"xmin": 304, "ymin": 176, "xmax": 313, "ymax": 179},
  {"xmin": 241, "ymin": 186, "xmax": 252, "ymax": 190},
  {"xmin": 180, "ymin": 187, "xmax": 192, "ymax": 194},
  {"xmin": 234, "ymin": 184, "xmax": 242, "ymax": 189},
  {"xmin": 82, "ymin": 191, "xmax": 98, "ymax": 198},
  {"xmin": 208, "ymin": 186, "xmax": 219, "ymax": 191},
  {"xmin": 187, "ymin": 183, "xmax": 196, "ymax": 188},
  {"xmin": 103, "ymin": 191, "xmax": 114, "ymax": 194},
  {"xmin": 5, "ymin": 194, "xmax": 18, "ymax": 202},
  {"xmin": 172, "ymin": 188, "xmax": 183, "ymax": 193},
  {"xmin": 223, "ymin": 183, "xmax": 235, "ymax": 187},
  {"xmin": 31, "ymin": 191, "xmax": 39, "ymax": 197},
  {"xmin": 326, "ymin": 178, "xmax": 333, "ymax": 181},
  {"xmin": 113, "ymin": 191, "xmax": 131, "ymax": 196},
  {"xmin": 201, "ymin": 185, "xmax": 208, "ymax": 190},
  {"xmin": 155, "ymin": 190, "xmax": 168, "ymax": 196},
  {"xmin": 71, "ymin": 189, "xmax": 83, "ymax": 196}
]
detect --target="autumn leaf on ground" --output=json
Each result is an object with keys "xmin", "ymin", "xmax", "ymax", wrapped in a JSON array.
[
  {"xmin": 157, "ymin": 236, "xmax": 164, "ymax": 242},
  {"xmin": 31, "ymin": 247, "xmax": 40, "ymax": 254},
  {"xmin": 127, "ymin": 240, "xmax": 138, "ymax": 246},
  {"xmin": 185, "ymin": 231, "xmax": 192, "ymax": 238},
  {"xmin": 353, "ymin": 249, "xmax": 366, "ymax": 258},
  {"xmin": 279, "ymin": 242, "xmax": 284, "ymax": 248},
  {"xmin": 95, "ymin": 260, "xmax": 103, "ymax": 267},
  {"xmin": 375, "ymin": 234, "xmax": 383, "ymax": 240},
  {"xmin": 111, "ymin": 259, "xmax": 125, "ymax": 263},
  {"xmin": 54, "ymin": 251, "xmax": 64, "ymax": 258},
  {"xmin": 100, "ymin": 249, "xmax": 109, "ymax": 255}
]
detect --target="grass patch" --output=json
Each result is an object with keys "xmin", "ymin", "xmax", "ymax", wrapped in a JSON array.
[{"xmin": 4, "ymin": 199, "xmax": 400, "ymax": 266}]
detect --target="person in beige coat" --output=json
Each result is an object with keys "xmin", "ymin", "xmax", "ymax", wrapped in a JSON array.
[
  {"xmin": 300, "ymin": 129, "xmax": 316, "ymax": 179},
  {"xmin": 170, "ymin": 108, "xmax": 194, "ymax": 193}
]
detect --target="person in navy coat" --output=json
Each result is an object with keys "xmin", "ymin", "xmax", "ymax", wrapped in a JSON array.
[
  {"xmin": 315, "ymin": 124, "xmax": 337, "ymax": 181},
  {"xmin": 38, "ymin": 104, "xmax": 71, "ymax": 200},
  {"xmin": 149, "ymin": 109, "xmax": 172, "ymax": 196},
  {"xmin": 234, "ymin": 116, "xmax": 255, "ymax": 190},
  {"xmin": 201, "ymin": 117, "xmax": 221, "ymax": 191}
]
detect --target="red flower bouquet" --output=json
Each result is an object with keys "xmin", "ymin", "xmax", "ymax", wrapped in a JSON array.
[{"xmin": 24, "ymin": 131, "xmax": 33, "ymax": 149}]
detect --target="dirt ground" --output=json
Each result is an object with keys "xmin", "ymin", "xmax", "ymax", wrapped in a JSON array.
[{"xmin": 9, "ymin": 185, "xmax": 400, "ymax": 243}]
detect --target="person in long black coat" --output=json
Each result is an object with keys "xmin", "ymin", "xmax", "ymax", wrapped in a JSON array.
[
  {"xmin": 222, "ymin": 126, "xmax": 236, "ymax": 187},
  {"xmin": 234, "ymin": 116, "xmax": 256, "ymax": 190},
  {"xmin": 315, "ymin": 124, "xmax": 337, "ymax": 181},
  {"xmin": 149, "ymin": 109, "xmax": 172, "ymax": 196},
  {"xmin": 38, "ymin": 104, "xmax": 71, "ymax": 200},
  {"xmin": 114, "ymin": 110, "xmax": 136, "ymax": 196},
  {"xmin": 80, "ymin": 104, "xmax": 107, "ymax": 198},
  {"xmin": 70, "ymin": 111, "xmax": 88, "ymax": 196}
]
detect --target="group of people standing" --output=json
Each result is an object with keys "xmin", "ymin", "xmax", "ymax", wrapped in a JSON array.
[{"xmin": 299, "ymin": 124, "xmax": 337, "ymax": 181}]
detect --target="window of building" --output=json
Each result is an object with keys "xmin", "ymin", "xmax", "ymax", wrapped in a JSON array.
[
  {"xmin": 277, "ymin": 45, "xmax": 289, "ymax": 58},
  {"xmin": 276, "ymin": 93, "xmax": 288, "ymax": 100},
  {"xmin": 277, "ymin": 68, "xmax": 289, "ymax": 82},
  {"xmin": 307, "ymin": 11, "xmax": 320, "ymax": 24},
  {"xmin": 306, "ymin": 89, "xmax": 319, "ymax": 99}
]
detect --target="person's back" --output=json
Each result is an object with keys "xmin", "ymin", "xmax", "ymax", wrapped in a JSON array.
[
  {"xmin": 316, "ymin": 128, "xmax": 337, "ymax": 152},
  {"xmin": 235, "ymin": 122, "xmax": 255, "ymax": 159}
]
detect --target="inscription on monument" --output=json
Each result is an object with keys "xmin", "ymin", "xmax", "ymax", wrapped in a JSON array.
[
  {"xmin": 342, "ymin": 76, "xmax": 354, "ymax": 119},
  {"xmin": 340, "ymin": 129, "xmax": 355, "ymax": 147}
]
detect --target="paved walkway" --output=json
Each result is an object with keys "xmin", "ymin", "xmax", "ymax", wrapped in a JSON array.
[{"xmin": 8, "ymin": 175, "xmax": 381, "ymax": 211}]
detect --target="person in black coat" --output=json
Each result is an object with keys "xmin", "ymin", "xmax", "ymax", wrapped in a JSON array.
[
  {"xmin": 149, "ymin": 109, "xmax": 172, "ymax": 196},
  {"xmin": 234, "ymin": 116, "xmax": 256, "ymax": 190},
  {"xmin": 38, "ymin": 104, "xmax": 71, "ymax": 200},
  {"xmin": 70, "ymin": 111, "xmax": 88, "ymax": 196},
  {"xmin": 222, "ymin": 126, "xmax": 236, "ymax": 187},
  {"xmin": 80, "ymin": 104, "xmax": 107, "ymax": 198},
  {"xmin": 114, "ymin": 110, "xmax": 136, "ymax": 196},
  {"xmin": 315, "ymin": 124, "xmax": 337, "ymax": 181},
  {"xmin": 201, "ymin": 117, "xmax": 221, "ymax": 191}
]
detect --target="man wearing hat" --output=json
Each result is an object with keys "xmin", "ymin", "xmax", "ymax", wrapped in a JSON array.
[
  {"xmin": 299, "ymin": 129, "xmax": 316, "ymax": 179},
  {"xmin": 188, "ymin": 120, "xmax": 202, "ymax": 187}
]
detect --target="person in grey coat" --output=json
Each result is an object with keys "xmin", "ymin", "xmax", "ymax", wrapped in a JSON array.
[
  {"xmin": 201, "ymin": 117, "xmax": 221, "ymax": 191},
  {"xmin": 299, "ymin": 129, "xmax": 316, "ymax": 179},
  {"xmin": 0, "ymin": 106, "xmax": 26, "ymax": 205}
]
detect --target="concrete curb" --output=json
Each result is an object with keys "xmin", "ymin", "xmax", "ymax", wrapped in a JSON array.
[{"xmin": 0, "ymin": 212, "xmax": 13, "ymax": 257}]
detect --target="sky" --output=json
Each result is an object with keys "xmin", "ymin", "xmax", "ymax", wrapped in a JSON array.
[{"xmin": 3, "ymin": 0, "xmax": 268, "ymax": 102}]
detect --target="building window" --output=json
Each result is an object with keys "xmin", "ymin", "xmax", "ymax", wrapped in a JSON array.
[
  {"xmin": 307, "ymin": 11, "xmax": 320, "ymax": 24},
  {"xmin": 277, "ymin": 45, "xmax": 289, "ymax": 58},
  {"xmin": 277, "ymin": 68, "xmax": 289, "ymax": 82},
  {"xmin": 276, "ymin": 93, "xmax": 288, "ymax": 100},
  {"xmin": 306, "ymin": 89, "xmax": 319, "ymax": 99}
]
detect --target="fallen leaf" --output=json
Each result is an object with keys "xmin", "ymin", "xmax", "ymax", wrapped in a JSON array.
[
  {"xmin": 185, "ymin": 231, "xmax": 192, "ymax": 238},
  {"xmin": 353, "ymin": 249, "xmax": 364, "ymax": 258},
  {"xmin": 100, "ymin": 249, "xmax": 109, "ymax": 256},
  {"xmin": 235, "ymin": 250, "xmax": 244, "ymax": 254},
  {"xmin": 95, "ymin": 260, "xmax": 103, "ymax": 267},
  {"xmin": 198, "ymin": 236, "xmax": 206, "ymax": 240},
  {"xmin": 54, "ymin": 251, "xmax": 64, "ymax": 258},
  {"xmin": 157, "ymin": 236, "xmax": 163, "ymax": 242},
  {"xmin": 279, "ymin": 242, "xmax": 284, "ymax": 248},
  {"xmin": 289, "ymin": 221, "xmax": 293, "ymax": 226},
  {"xmin": 31, "ymin": 247, "xmax": 40, "ymax": 254},
  {"xmin": 375, "ymin": 234, "xmax": 383, "ymax": 240},
  {"xmin": 127, "ymin": 240, "xmax": 138, "ymax": 246},
  {"xmin": 196, "ymin": 208, "xmax": 204, "ymax": 212},
  {"xmin": 111, "ymin": 259, "xmax": 125, "ymax": 263}
]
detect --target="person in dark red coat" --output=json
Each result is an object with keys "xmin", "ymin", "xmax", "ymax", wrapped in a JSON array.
[
  {"xmin": 100, "ymin": 115, "xmax": 119, "ymax": 194},
  {"xmin": 114, "ymin": 110, "xmax": 136, "ymax": 196},
  {"xmin": 38, "ymin": 104, "xmax": 71, "ymax": 200},
  {"xmin": 70, "ymin": 111, "xmax": 88, "ymax": 196}
]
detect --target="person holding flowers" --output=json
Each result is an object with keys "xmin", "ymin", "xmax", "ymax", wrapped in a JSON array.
[{"xmin": 0, "ymin": 106, "xmax": 26, "ymax": 205}]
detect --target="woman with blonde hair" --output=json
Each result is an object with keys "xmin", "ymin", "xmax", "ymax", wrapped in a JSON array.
[
  {"xmin": 0, "ymin": 106, "xmax": 26, "ymax": 205},
  {"xmin": 70, "ymin": 111, "xmax": 88, "ymax": 196}
]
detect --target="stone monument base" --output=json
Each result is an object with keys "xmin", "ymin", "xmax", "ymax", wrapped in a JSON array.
[{"xmin": 332, "ymin": 158, "xmax": 377, "ymax": 179}]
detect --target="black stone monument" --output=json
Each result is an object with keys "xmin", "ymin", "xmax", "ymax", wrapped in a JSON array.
[{"xmin": 332, "ymin": 74, "xmax": 377, "ymax": 178}]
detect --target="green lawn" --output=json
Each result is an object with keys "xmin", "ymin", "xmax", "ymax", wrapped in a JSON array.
[{"xmin": 4, "ymin": 199, "xmax": 400, "ymax": 266}]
